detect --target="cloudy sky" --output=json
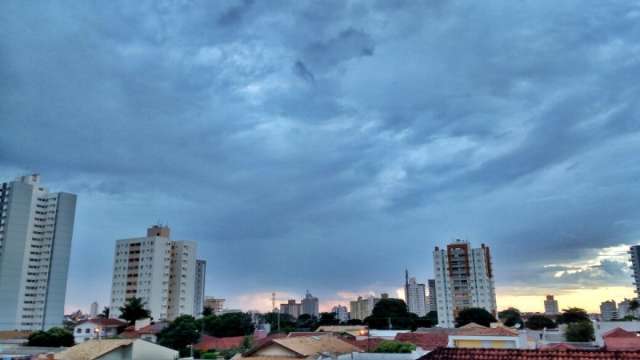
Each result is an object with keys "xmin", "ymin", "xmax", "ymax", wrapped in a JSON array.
[{"xmin": 2, "ymin": 0, "xmax": 640, "ymax": 314}]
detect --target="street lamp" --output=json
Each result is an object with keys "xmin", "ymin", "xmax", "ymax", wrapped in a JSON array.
[{"xmin": 94, "ymin": 327, "xmax": 101, "ymax": 341}]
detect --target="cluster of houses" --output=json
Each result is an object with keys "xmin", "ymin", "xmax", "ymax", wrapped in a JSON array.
[{"xmin": 3, "ymin": 319, "xmax": 640, "ymax": 359}]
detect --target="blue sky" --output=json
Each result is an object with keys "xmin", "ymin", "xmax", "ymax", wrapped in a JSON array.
[{"xmin": 1, "ymin": 0, "xmax": 640, "ymax": 313}]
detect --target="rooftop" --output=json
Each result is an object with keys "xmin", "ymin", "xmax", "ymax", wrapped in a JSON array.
[
  {"xmin": 419, "ymin": 348, "xmax": 640, "ymax": 359},
  {"xmin": 54, "ymin": 339, "xmax": 134, "ymax": 360}
]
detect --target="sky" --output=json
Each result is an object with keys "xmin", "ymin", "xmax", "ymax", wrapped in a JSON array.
[{"xmin": 1, "ymin": 0, "xmax": 640, "ymax": 314}]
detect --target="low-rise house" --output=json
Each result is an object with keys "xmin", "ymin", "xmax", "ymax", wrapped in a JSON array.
[
  {"xmin": 119, "ymin": 321, "xmax": 168, "ymax": 343},
  {"xmin": 73, "ymin": 318, "xmax": 127, "ymax": 343},
  {"xmin": 602, "ymin": 327, "xmax": 640, "ymax": 351},
  {"xmin": 235, "ymin": 334, "xmax": 361, "ymax": 360},
  {"xmin": 194, "ymin": 335, "xmax": 246, "ymax": 352},
  {"xmin": 395, "ymin": 332, "xmax": 449, "ymax": 351},
  {"xmin": 53, "ymin": 339, "xmax": 178, "ymax": 360},
  {"xmin": 419, "ymin": 347, "xmax": 640, "ymax": 359},
  {"xmin": 447, "ymin": 323, "xmax": 522, "ymax": 349}
]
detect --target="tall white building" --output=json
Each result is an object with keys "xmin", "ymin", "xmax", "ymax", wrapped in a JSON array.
[
  {"xmin": 109, "ymin": 225, "xmax": 197, "ymax": 321},
  {"xmin": 428, "ymin": 279, "xmax": 437, "ymax": 312},
  {"xmin": 332, "ymin": 305, "xmax": 349, "ymax": 323},
  {"xmin": 0, "ymin": 174, "xmax": 77, "ymax": 331},
  {"xmin": 404, "ymin": 271, "xmax": 428, "ymax": 316},
  {"xmin": 544, "ymin": 295, "xmax": 559, "ymax": 315},
  {"xmin": 193, "ymin": 260, "xmax": 206, "ymax": 317},
  {"xmin": 630, "ymin": 245, "xmax": 640, "ymax": 297},
  {"xmin": 600, "ymin": 300, "xmax": 618, "ymax": 321},
  {"xmin": 433, "ymin": 240, "xmax": 497, "ymax": 328},
  {"xmin": 90, "ymin": 302, "xmax": 99, "ymax": 318},
  {"xmin": 302, "ymin": 291, "xmax": 319, "ymax": 317}
]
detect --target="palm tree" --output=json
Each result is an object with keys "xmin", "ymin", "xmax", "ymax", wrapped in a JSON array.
[
  {"xmin": 119, "ymin": 297, "xmax": 151, "ymax": 325},
  {"xmin": 98, "ymin": 306, "xmax": 110, "ymax": 318}
]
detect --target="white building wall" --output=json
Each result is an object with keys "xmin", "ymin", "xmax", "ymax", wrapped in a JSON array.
[
  {"xmin": 0, "ymin": 175, "xmax": 76, "ymax": 331},
  {"xmin": 167, "ymin": 241, "xmax": 196, "ymax": 320},
  {"xmin": 405, "ymin": 277, "xmax": 427, "ymax": 317}
]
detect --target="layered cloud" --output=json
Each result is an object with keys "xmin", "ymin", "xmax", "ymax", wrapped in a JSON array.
[{"xmin": 1, "ymin": 0, "xmax": 640, "ymax": 313}]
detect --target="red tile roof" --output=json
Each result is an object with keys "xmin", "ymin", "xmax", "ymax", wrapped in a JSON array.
[
  {"xmin": 420, "ymin": 347, "xmax": 640, "ymax": 359},
  {"xmin": 603, "ymin": 328, "xmax": 638, "ymax": 338},
  {"xmin": 194, "ymin": 335, "xmax": 246, "ymax": 351},
  {"xmin": 344, "ymin": 337, "xmax": 384, "ymax": 351},
  {"xmin": 395, "ymin": 332, "xmax": 449, "ymax": 350},
  {"xmin": 605, "ymin": 337, "xmax": 640, "ymax": 351},
  {"xmin": 540, "ymin": 343, "xmax": 577, "ymax": 350},
  {"xmin": 454, "ymin": 326, "xmax": 518, "ymax": 337},
  {"xmin": 76, "ymin": 318, "xmax": 127, "ymax": 327}
]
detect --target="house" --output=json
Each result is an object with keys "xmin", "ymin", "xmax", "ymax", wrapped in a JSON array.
[
  {"xmin": 235, "ymin": 334, "xmax": 361, "ymax": 360},
  {"xmin": 119, "ymin": 321, "xmax": 168, "ymax": 343},
  {"xmin": 194, "ymin": 335, "xmax": 246, "ymax": 351},
  {"xmin": 419, "ymin": 347, "xmax": 640, "ymax": 359},
  {"xmin": 602, "ymin": 327, "xmax": 640, "ymax": 351},
  {"xmin": 395, "ymin": 331, "xmax": 449, "ymax": 351},
  {"xmin": 73, "ymin": 318, "xmax": 127, "ymax": 343},
  {"xmin": 54, "ymin": 339, "xmax": 178, "ymax": 360},
  {"xmin": 446, "ymin": 323, "xmax": 522, "ymax": 349}
]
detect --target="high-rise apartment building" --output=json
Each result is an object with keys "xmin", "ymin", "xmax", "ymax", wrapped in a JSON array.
[
  {"xmin": 109, "ymin": 225, "xmax": 197, "ymax": 321},
  {"xmin": 332, "ymin": 305, "xmax": 349, "ymax": 322},
  {"xmin": 428, "ymin": 279, "xmax": 437, "ymax": 312},
  {"xmin": 600, "ymin": 300, "xmax": 618, "ymax": 321},
  {"xmin": 204, "ymin": 297, "xmax": 225, "ymax": 314},
  {"xmin": 0, "ymin": 174, "xmax": 77, "ymax": 331},
  {"xmin": 544, "ymin": 295, "xmax": 559, "ymax": 315},
  {"xmin": 193, "ymin": 260, "xmax": 206, "ymax": 317},
  {"xmin": 280, "ymin": 300, "xmax": 302, "ymax": 318},
  {"xmin": 302, "ymin": 291, "xmax": 319, "ymax": 317},
  {"xmin": 404, "ymin": 270, "xmax": 428, "ymax": 316},
  {"xmin": 433, "ymin": 240, "xmax": 497, "ymax": 328},
  {"xmin": 90, "ymin": 302, "xmax": 99, "ymax": 318},
  {"xmin": 630, "ymin": 245, "xmax": 640, "ymax": 297},
  {"xmin": 349, "ymin": 296, "xmax": 380, "ymax": 321}
]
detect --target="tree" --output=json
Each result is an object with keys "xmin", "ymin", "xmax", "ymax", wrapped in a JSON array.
[
  {"xmin": 565, "ymin": 321, "xmax": 594, "ymax": 342},
  {"xmin": 296, "ymin": 314, "xmax": 318, "ymax": 330},
  {"xmin": 119, "ymin": 297, "xmax": 151, "ymax": 325},
  {"xmin": 202, "ymin": 306, "xmax": 214, "ymax": 317},
  {"xmin": 455, "ymin": 308, "xmax": 497, "ymax": 328},
  {"xmin": 414, "ymin": 316, "xmax": 434, "ymax": 329},
  {"xmin": 27, "ymin": 327, "xmax": 74, "ymax": 347},
  {"xmin": 426, "ymin": 311, "xmax": 438, "ymax": 325},
  {"xmin": 498, "ymin": 308, "xmax": 523, "ymax": 328},
  {"xmin": 261, "ymin": 312, "xmax": 296, "ymax": 333},
  {"xmin": 365, "ymin": 299, "xmax": 417, "ymax": 330},
  {"xmin": 557, "ymin": 308, "xmax": 589, "ymax": 324},
  {"xmin": 525, "ymin": 315, "xmax": 556, "ymax": 330},
  {"xmin": 346, "ymin": 319, "xmax": 363, "ymax": 325},
  {"xmin": 203, "ymin": 312, "xmax": 255, "ymax": 337},
  {"xmin": 157, "ymin": 315, "xmax": 200, "ymax": 352},
  {"xmin": 373, "ymin": 340, "xmax": 416, "ymax": 353},
  {"xmin": 98, "ymin": 307, "xmax": 110, "ymax": 319},
  {"xmin": 318, "ymin": 312, "xmax": 339, "ymax": 326}
]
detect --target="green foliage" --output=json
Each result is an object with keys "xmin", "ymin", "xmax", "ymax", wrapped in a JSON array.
[
  {"xmin": 498, "ymin": 308, "xmax": 523, "ymax": 328},
  {"xmin": 373, "ymin": 340, "xmax": 416, "ymax": 353},
  {"xmin": 556, "ymin": 308, "xmax": 590, "ymax": 324},
  {"xmin": 346, "ymin": 319, "xmax": 363, "ymax": 325},
  {"xmin": 365, "ymin": 299, "xmax": 418, "ymax": 330},
  {"xmin": 296, "ymin": 314, "xmax": 318, "ymax": 330},
  {"xmin": 455, "ymin": 308, "xmax": 497, "ymax": 328},
  {"xmin": 565, "ymin": 321, "xmax": 594, "ymax": 342},
  {"xmin": 27, "ymin": 327, "xmax": 74, "ymax": 347},
  {"xmin": 630, "ymin": 299, "xmax": 640, "ymax": 311},
  {"xmin": 202, "ymin": 306, "xmax": 214, "ymax": 317},
  {"xmin": 318, "ymin": 312, "xmax": 339, "ymax": 326},
  {"xmin": 157, "ymin": 315, "xmax": 200, "ymax": 352},
  {"xmin": 261, "ymin": 312, "xmax": 296, "ymax": 333},
  {"xmin": 414, "ymin": 316, "xmax": 434, "ymax": 328},
  {"xmin": 119, "ymin": 297, "xmax": 151, "ymax": 325},
  {"xmin": 98, "ymin": 306, "xmax": 110, "ymax": 319},
  {"xmin": 525, "ymin": 315, "xmax": 556, "ymax": 330},
  {"xmin": 426, "ymin": 311, "xmax": 438, "ymax": 325},
  {"xmin": 201, "ymin": 352, "xmax": 219, "ymax": 359},
  {"xmin": 202, "ymin": 312, "xmax": 255, "ymax": 337}
]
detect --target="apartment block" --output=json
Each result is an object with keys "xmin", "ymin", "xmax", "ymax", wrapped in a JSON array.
[
  {"xmin": 544, "ymin": 295, "xmax": 559, "ymax": 315},
  {"xmin": 280, "ymin": 300, "xmax": 302, "ymax": 319},
  {"xmin": 193, "ymin": 260, "xmax": 206, "ymax": 317},
  {"xmin": 433, "ymin": 240, "xmax": 497, "ymax": 328},
  {"xmin": 349, "ymin": 295, "xmax": 380, "ymax": 321},
  {"xmin": 0, "ymin": 174, "xmax": 77, "ymax": 331},
  {"xmin": 404, "ymin": 270, "xmax": 428, "ymax": 316},
  {"xmin": 428, "ymin": 279, "xmax": 437, "ymax": 312},
  {"xmin": 109, "ymin": 225, "xmax": 197, "ymax": 321},
  {"xmin": 302, "ymin": 291, "xmax": 319, "ymax": 317}
]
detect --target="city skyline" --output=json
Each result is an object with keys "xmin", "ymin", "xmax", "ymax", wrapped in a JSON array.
[{"xmin": 2, "ymin": 1, "xmax": 640, "ymax": 317}]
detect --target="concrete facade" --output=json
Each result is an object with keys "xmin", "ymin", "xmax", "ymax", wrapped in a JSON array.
[
  {"xmin": 109, "ymin": 225, "xmax": 197, "ymax": 321},
  {"xmin": 405, "ymin": 271, "xmax": 427, "ymax": 316},
  {"xmin": 0, "ymin": 174, "xmax": 76, "ymax": 331},
  {"xmin": 193, "ymin": 259, "xmax": 206, "ymax": 317},
  {"xmin": 433, "ymin": 240, "xmax": 497, "ymax": 328}
]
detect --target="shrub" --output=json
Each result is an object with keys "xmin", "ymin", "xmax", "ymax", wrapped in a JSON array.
[{"xmin": 373, "ymin": 340, "xmax": 416, "ymax": 353}]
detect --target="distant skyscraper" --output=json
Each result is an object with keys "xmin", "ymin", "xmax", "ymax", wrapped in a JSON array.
[
  {"xmin": 544, "ymin": 295, "xmax": 559, "ymax": 315},
  {"xmin": 90, "ymin": 302, "xmax": 99, "ymax": 318},
  {"xmin": 332, "ymin": 305, "xmax": 349, "ymax": 322},
  {"xmin": 280, "ymin": 299, "xmax": 302, "ymax": 318},
  {"xmin": 0, "ymin": 174, "xmax": 77, "ymax": 331},
  {"xmin": 433, "ymin": 240, "xmax": 497, "ymax": 328},
  {"xmin": 428, "ymin": 279, "xmax": 437, "ymax": 312},
  {"xmin": 109, "ymin": 225, "xmax": 197, "ymax": 321},
  {"xmin": 404, "ymin": 270, "xmax": 428, "ymax": 316},
  {"xmin": 600, "ymin": 300, "xmax": 618, "ymax": 321},
  {"xmin": 630, "ymin": 245, "xmax": 640, "ymax": 297},
  {"xmin": 302, "ymin": 290, "xmax": 319, "ymax": 317},
  {"xmin": 194, "ymin": 260, "xmax": 206, "ymax": 317}
]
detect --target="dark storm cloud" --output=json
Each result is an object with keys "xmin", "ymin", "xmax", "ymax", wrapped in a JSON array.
[{"xmin": 1, "ymin": 0, "xmax": 640, "ymax": 310}]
